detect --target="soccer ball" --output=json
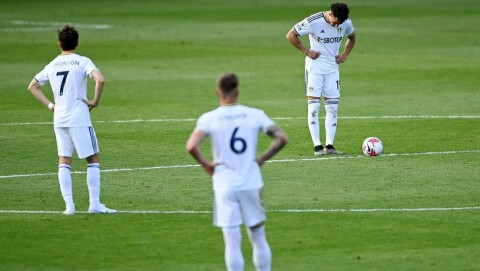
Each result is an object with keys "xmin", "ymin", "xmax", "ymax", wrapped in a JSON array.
[{"xmin": 362, "ymin": 137, "xmax": 383, "ymax": 156}]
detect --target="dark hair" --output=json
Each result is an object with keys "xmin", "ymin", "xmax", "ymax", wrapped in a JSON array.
[
  {"xmin": 217, "ymin": 73, "xmax": 238, "ymax": 96},
  {"xmin": 331, "ymin": 2, "xmax": 350, "ymax": 23},
  {"xmin": 58, "ymin": 24, "xmax": 79, "ymax": 51}
]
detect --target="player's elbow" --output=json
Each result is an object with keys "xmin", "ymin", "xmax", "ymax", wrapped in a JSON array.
[
  {"xmin": 92, "ymin": 71, "xmax": 105, "ymax": 86},
  {"xmin": 185, "ymin": 143, "xmax": 196, "ymax": 154},
  {"xmin": 279, "ymin": 134, "xmax": 289, "ymax": 147},
  {"xmin": 275, "ymin": 131, "xmax": 289, "ymax": 148},
  {"xmin": 27, "ymin": 82, "xmax": 39, "ymax": 93},
  {"xmin": 97, "ymin": 77, "xmax": 105, "ymax": 87},
  {"xmin": 286, "ymin": 28, "xmax": 296, "ymax": 41},
  {"xmin": 285, "ymin": 29, "xmax": 292, "ymax": 39},
  {"xmin": 285, "ymin": 30, "xmax": 292, "ymax": 40}
]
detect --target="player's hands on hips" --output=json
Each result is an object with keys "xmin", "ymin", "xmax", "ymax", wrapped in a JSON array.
[
  {"xmin": 306, "ymin": 49, "xmax": 320, "ymax": 60},
  {"xmin": 256, "ymin": 158, "xmax": 265, "ymax": 167},
  {"xmin": 335, "ymin": 54, "xmax": 348, "ymax": 64},
  {"xmin": 83, "ymin": 99, "xmax": 98, "ymax": 111},
  {"xmin": 203, "ymin": 162, "xmax": 219, "ymax": 176}
]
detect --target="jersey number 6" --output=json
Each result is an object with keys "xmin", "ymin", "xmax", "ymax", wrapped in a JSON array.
[{"xmin": 230, "ymin": 127, "xmax": 247, "ymax": 154}]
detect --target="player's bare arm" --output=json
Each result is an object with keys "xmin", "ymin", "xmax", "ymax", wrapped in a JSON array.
[
  {"xmin": 286, "ymin": 28, "xmax": 320, "ymax": 60},
  {"xmin": 186, "ymin": 129, "xmax": 216, "ymax": 176},
  {"xmin": 336, "ymin": 32, "xmax": 355, "ymax": 64},
  {"xmin": 83, "ymin": 69, "xmax": 105, "ymax": 111},
  {"xmin": 28, "ymin": 79, "xmax": 54, "ymax": 111},
  {"xmin": 256, "ymin": 125, "xmax": 288, "ymax": 166}
]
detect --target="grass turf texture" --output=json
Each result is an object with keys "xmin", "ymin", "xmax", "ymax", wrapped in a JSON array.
[{"xmin": 1, "ymin": 0, "xmax": 479, "ymax": 270}]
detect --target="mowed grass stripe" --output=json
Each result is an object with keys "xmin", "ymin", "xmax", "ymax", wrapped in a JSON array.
[{"xmin": 1, "ymin": 150, "xmax": 479, "ymax": 179}]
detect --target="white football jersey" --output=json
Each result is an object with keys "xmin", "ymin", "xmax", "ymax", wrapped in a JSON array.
[
  {"xmin": 294, "ymin": 12, "xmax": 354, "ymax": 74},
  {"xmin": 195, "ymin": 104, "xmax": 275, "ymax": 191},
  {"xmin": 34, "ymin": 53, "xmax": 98, "ymax": 127}
]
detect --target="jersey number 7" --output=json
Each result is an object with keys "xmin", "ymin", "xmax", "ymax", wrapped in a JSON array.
[{"xmin": 56, "ymin": 71, "xmax": 69, "ymax": 96}]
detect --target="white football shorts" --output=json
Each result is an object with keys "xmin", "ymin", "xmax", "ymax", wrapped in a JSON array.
[
  {"xmin": 54, "ymin": 126, "xmax": 99, "ymax": 159},
  {"xmin": 213, "ymin": 188, "xmax": 266, "ymax": 228},
  {"xmin": 305, "ymin": 70, "xmax": 340, "ymax": 99}
]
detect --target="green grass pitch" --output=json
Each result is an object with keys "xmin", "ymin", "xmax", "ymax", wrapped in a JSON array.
[{"xmin": 1, "ymin": 0, "xmax": 479, "ymax": 270}]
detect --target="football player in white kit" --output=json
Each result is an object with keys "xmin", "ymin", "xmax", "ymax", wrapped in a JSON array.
[
  {"xmin": 28, "ymin": 25, "xmax": 116, "ymax": 215},
  {"xmin": 286, "ymin": 2, "xmax": 356, "ymax": 155},
  {"xmin": 187, "ymin": 73, "xmax": 288, "ymax": 271}
]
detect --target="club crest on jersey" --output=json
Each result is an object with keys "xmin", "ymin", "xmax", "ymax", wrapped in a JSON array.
[{"xmin": 337, "ymin": 27, "xmax": 342, "ymax": 34}]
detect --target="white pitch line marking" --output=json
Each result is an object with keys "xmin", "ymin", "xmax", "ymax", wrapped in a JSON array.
[
  {"xmin": 1, "ymin": 20, "xmax": 112, "ymax": 32},
  {"xmin": 0, "ymin": 206, "xmax": 479, "ymax": 214},
  {"xmin": 1, "ymin": 115, "xmax": 479, "ymax": 126},
  {"xmin": 274, "ymin": 206, "xmax": 480, "ymax": 213},
  {"xmin": 1, "ymin": 150, "xmax": 479, "ymax": 180}
]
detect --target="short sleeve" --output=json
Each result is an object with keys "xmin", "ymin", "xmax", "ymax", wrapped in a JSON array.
[
  {"xmin": 293, "ymin": 18, "xmax": 312, "ymax": 36},
  {"xmin": 258, "ymin": 110, "xmax": 275, "ymax": 134},
  {"xmin": 34, "ymin": 65, "xmax": 50, "ymax": 86},
  {"xmin": 345, "ymin": 19, "xmax": 355, "ymax": 36},
  {"xmin": 84, "ymin": 58, "xmax": 98, "ymax": 78},
  {"xmin": 195, "ymin": 113, "xmax": 211, "ymax": 134}
]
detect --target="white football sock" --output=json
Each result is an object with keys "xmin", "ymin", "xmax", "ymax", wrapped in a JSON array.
[
  {"xmin": 58, "ymin": 164, "xmax": 74, "ymax": 209},
  {"xmin": 222, "ymin": 226, "xmax": 244, "ymax": 271},
  {"xmin": 87, "ymin": 163, "xmax": 101, "ymax": 207},
  {"xmin": 307, "ymin": 100, "xmax": 322, "ymax": 146},
  {"xmin": 325, "ymin": 99, "xmax": 339, "ymax": 146},
  {"xmin": 247, "ymin": 225, "xmax": 271, "ymax": 271}
]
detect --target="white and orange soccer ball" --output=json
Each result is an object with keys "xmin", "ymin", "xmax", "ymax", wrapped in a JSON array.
[{"xmin": 362, "ymin": 137, "xmax": 383, "ymax": 156}]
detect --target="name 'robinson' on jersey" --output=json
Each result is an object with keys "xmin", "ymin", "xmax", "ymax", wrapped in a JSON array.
[{"xmin": 34, "ymin": 54, "xmax": 98, "ymax": 128}]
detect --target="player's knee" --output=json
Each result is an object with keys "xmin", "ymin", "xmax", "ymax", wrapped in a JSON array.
[
  {"xmin": 59, "ymin": 156, "xmax": 72, "ymax": 165},
  {"xmin": 248, "ymin": 222, "xmax": 266, "ymax": 238},
  {"xmin": 308, "ymin": 99, "xmax": 321, "ymax": 113},
  {"xmin": 325, "ymin": 98, "xmax": 339, "ymax": 112}
]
